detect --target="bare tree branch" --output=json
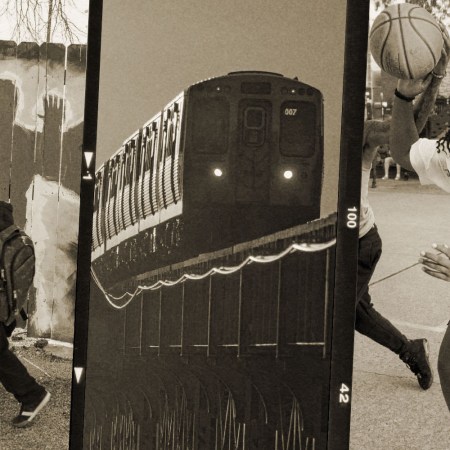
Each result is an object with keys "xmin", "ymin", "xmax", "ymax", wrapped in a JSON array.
[{"xmin": 1, "ymin": 0, "xmax": 87, "ymax": 44}]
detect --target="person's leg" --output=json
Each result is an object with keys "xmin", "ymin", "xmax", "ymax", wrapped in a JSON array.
[
  {"xmin": 382, "ymin": 157, "xmax": 392, "ymax": 179},
  {"xmin": 355, "ymin": 227, "xmax": 433, "ymax": 389},
  {"xmin": 0, "ymin": 323, "xmax": 45, "ymax": 405},
  {"xmin": 438, "ymin": 322, "xmax": 450, "ymax": 410},
  {"xmin": 355, "ymin": 227, "xmax": 409, "ymax": 353},
  {"xmin": 371, "ymin": 160, "xmax": 378, "ymax": 188},
  {"xmin": 356, "ymin": 291, "xmax": 409, "ymax": 352},
  {"xmin": 395, "ymin": 164, "xmax": 401, "ymax": 180}
]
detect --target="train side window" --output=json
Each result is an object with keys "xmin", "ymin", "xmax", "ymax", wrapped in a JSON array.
[
  {"xmin": 142, "ymin": 139, "xmax": 150, "ymax": 172},
  {"xmin": 191, "ymin": 97, "xmax": 229, "ymax": 154},
  {"xmin": 150, "ymin": 134, "xmax": 157, "ymax": 171},
  {"xmin": 160, "ymin": 120, "xmax": 168, "ymax": 162},
  {"xmin": 122, "ymin": 151, "xmax": 129, "ymax": 186},
  {"xmin": 93, "ymin": 181, "xmax": 100, "ymax": 210},
  {"xmin": 140, "ymin": 134, "xmax": 148, "ymax": 175},
  {"xmin": 96, "ymin": 175, "xmax": 103, "ymax": 210},
  {"xmin": 126, "ymin": 152, "xmax": 133, "ymax": 185},
  {"xmin": 110, "ymin": 164, "xmax": 118, "ymax": 197},
  {"xmin": 280, "ymin": 101, "xmax": 316, "ymax": 157},
  {"xmin": 142, "ymin": 126, "xmax": 156, "ymax": 173},
  {"xmin": 164, "ymin": 122, "xmax": 174, "ymax": 158},
  {"xmin": 127, "ymin": 141, "xmax": 137, "ymax": 186},
  {"xmin": 118, "ymin": 154, "xmax": 126, "ymax": 188}
]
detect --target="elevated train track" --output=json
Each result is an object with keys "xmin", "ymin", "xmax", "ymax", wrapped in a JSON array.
[{"xmin": 86, "ymin": 214, "xmax": 337, "ymax": 449}]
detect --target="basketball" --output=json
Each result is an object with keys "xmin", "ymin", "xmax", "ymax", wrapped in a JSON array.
[{"xmin": 369, "ymin": 3, "xmax": 443, "ymax": 79}]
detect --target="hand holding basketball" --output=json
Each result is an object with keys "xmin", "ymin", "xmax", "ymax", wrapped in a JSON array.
[
  {"xmin": 397, "ymin": 75, "xmax": 433, "ymax": 99},
  {"xmin": 432, "ymin": 22, "xmax": 450, "ymax": 77},
  {"xmin": 396, "ymin": 22, "xmax": 450, "ymax": 99}
]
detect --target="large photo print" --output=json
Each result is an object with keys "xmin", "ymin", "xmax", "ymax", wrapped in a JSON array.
[{"xmin": 75, "ymin": 1, "xmax": 369, "ymax": 449}]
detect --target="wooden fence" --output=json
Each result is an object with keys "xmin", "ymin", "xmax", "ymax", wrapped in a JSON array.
[{"xmin": 0, "ymin": 41, "xmax": 87, "ymax": 340}]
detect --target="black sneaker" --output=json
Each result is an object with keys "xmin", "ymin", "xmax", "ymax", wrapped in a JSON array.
[
  {"xmin": 12, "ymin": 390, "xmax": 51, "ymax": 427},
  {"xmin": 400, "ymin": 339, "xmax": 433, "ymax": 390}
]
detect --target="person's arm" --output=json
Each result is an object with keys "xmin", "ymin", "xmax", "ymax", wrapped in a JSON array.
[
  {"xmin": 389, "ymin": 88, "xmax": 425, "ymax": 171},
  {"xmin": 414, "ymin": 23, "xmax": 450, "ymax": 133},
  {"xmin": 362, "ymin": 121, "xmax": 390, "ymax": 170},
  {"xmin": 413, "ymin": 76, "xmax": 443, "ymax": 135},
  {"xmin": 390, "ymin": 23, "xmax": 450, "ymax": 170}
]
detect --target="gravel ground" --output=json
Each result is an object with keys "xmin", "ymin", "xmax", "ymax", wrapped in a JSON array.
[{"xmin": 0, "ymin": 330, "xmax": 72, "ymax": 450}]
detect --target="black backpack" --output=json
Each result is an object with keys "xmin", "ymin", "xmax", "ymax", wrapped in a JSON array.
[{"xmin": 0, "ymin": 225, "xmax": 35, "ymax": 326}]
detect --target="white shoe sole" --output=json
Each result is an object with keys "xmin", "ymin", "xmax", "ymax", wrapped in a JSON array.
[{"xmin": 14, "ymin": 391, "xmax": 51, "ymax": 427}]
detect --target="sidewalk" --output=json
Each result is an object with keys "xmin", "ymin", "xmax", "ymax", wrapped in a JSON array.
[{"xmin": 350, "ymin": 177, "xmax": 450, "ymax": 450}]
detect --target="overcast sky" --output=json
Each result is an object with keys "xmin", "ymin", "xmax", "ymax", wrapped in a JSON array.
[{"xmin": 95, "ymin": 0, "xmax": 356, "ymax": 215}]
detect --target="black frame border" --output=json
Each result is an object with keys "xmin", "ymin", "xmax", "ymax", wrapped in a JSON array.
[
  {"xmin": 69, "ymin": 0, "xmax": 103, "ymax": 448},
  {"xmin": 327, "ymin": 1, "xmax": 371, "ymax": 449}
]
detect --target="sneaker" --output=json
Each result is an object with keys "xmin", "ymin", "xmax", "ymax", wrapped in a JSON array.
[
  {"xmin": 12, "ymin": 390, "xmax": 51, "ymax": 427},
  {"xmin": 400, "ymin": 339, "xmax": 433, "ymax": 390}
]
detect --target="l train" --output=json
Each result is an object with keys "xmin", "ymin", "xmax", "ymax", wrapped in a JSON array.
[{"xmin": 91, "ymin": 71, "xmax": 324, "ymax": 286}]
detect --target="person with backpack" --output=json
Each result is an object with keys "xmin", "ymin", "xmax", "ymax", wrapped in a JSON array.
[{"xmin": 0, "ymin": 201, "xmax": 50, "ymax": 427}]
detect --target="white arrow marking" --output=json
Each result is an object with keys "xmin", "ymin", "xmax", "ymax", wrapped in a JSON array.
[
  {"xmin": 74, "ymin": 367, "xmax": 84, "ymax": 383},
  {"xmin": 84, "ymin": 151, "xmax": 94, "ymax": 168}
]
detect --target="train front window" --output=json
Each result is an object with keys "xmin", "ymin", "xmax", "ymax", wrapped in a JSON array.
[
  {"xmin": 245, "ymin": 107, "xmax": 265, "ymax": 129},
  {"xmin": 192, "ymin": 97, "xmax": 229, "ymax": 154},
  {"xmin": 280, "ymin": 101, "xmax": 316, "ymax": 157},
  {"xmin": 243, "ymin": 106, "xmax": 266, "ymax": 147}
]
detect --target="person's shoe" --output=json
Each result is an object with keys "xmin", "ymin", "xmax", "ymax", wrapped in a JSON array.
[
  {"xmin": 395, "ymin": 175, "xmax": 401, "ymax": 180},
  {"xmin": 400, "ymin": 339, "xmax": 433, "ymax": 390},
  {"xmin": 381, "ymin": 175, "xmax": 388, "ymax": 180},
  {"xmin": 12, "ymin": 390, "xmax": 51, "ymax": 427}
]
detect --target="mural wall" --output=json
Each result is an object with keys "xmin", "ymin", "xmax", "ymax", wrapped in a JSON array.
[{"xmin": 0, "ymin": 41, "xmax": 86, "ymax": 341}]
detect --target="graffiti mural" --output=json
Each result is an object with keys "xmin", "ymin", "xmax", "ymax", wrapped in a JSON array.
[{"xmin": 0, "ymin": 40, "xmax": 86, "ymax": 341}]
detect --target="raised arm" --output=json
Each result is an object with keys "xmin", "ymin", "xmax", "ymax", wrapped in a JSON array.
[
  {"xmin": 414, "ymin": 23, "xmax": 450, "ymax": 133},
  {"xmin": 413, "ymin": 76, "xmax": 443, "ymax": 135},
  {"xmin": 389, "ymin": 78, "xmax": 430, "ymax": 171},
  {"xmin": 390, "ymin": 23, "xmax": 450, "ymax": 170}
]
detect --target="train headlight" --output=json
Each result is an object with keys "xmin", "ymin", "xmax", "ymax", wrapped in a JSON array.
[
  {"xmin": 213, "ymin": 168, "xmax": 223, "ymax": 177},
  {"xmin": 283, "ymin": 170, "xmax": 294, "ymax": 180}
]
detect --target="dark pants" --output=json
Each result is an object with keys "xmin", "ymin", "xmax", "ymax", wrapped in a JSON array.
[
  {"xmin": 438, "ymin": 323, "xmax": 450, "ymax": 410},
  {"xmin": 0, "ymin": 323, "xmax": 45, "ymax": 405},
  {"xmin": 355, "ymin": 225, "xmax": 409, "ymax": 354}
]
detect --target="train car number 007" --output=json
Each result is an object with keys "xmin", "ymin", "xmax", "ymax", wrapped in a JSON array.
[{"xmin": 284, "ymin": 108, "xmax": 298, "ymax": 116}]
